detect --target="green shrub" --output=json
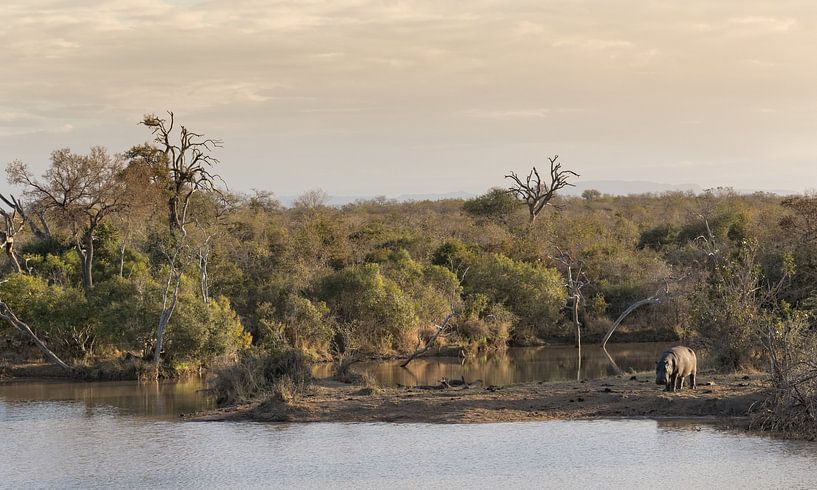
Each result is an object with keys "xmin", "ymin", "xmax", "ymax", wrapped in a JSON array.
[{"xmin": 319, "ymin": 263, "xmax": 419, "ymax": 352}]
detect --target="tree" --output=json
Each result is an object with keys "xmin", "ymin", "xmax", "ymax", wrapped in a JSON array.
[
  {"xmin": 0, "ymin": 299, "xmax": 69, "ymax": 370},
  {"xmin": 551, "ymin": 248, "xmax": 588, "ymax": 379},
  {"xmin": 139, "ymin": 112, "xmax": 223, "ymax": 235},
  {"xmin": 463, "ymin": 188, "xmax": 521, "ymax": 222},
  {"xmin": 0, "ymin": 194, "xmax": 26, "ymax": 273},
  {"xmin": 506, "ymin": 155, "xmax": 578, "ymax": 223},
  {"xmin": 581, "ymin": 189, "xmax": 602, "ymax": 201},
  {"xmin": 136, "ymin": 111, "xmax": 224, "ymax": 374},
  {"xmin": 7, "ymin": 147, "xmax": 129, "ymax": 292}
]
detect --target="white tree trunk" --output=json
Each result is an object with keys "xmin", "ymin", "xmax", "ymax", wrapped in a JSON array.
[{"xmin": 0, "ymin": 301, "xmax": 70, "ymax": 370}]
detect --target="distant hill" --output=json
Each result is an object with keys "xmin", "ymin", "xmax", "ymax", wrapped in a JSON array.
[
  {"xmin": 276, "ymin": 181, "xmax": 798, "ymax": 207},
  {"xmin": 564, "ymin": 180, "xmax": 704, "ymax": 196},
  {"xmin": 277, "ymin": 191, "xmax": 475, "ymax": 207}
]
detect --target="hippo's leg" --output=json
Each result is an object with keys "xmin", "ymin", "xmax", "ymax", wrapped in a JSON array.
[
  {"xmin": 668, "ymin": 373, "xmax": 677, "ymax": 392},
  {"xmin": 690, "ymin": 371, "xmax": 696, "ymax": 389}
]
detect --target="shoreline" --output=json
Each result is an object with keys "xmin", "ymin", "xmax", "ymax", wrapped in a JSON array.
[{"xmin": 192, "ymin": 372, "xmax": 768, "ymax": 425}]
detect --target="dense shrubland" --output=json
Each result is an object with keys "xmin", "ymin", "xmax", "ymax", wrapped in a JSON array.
[{"xmin": 2, "ymin": 116, "xmax": 817, "ymax": 434}]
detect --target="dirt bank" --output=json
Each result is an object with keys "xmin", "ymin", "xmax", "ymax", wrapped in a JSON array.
[{"xmin": 195, "ymin": 372, "xmax": 767, "ymax": 424}]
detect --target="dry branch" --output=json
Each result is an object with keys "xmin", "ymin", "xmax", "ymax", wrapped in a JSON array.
[
  {"xmin": 506, "ymin": 155, "xmax": 579, "ymax": 222},
  {"xmin": 401, "ymin": 310, "xmax": 459, "ymax": 368},
  {"xmin": 0, "ymin": 300, "xmax": 70, "ymax": 370}
]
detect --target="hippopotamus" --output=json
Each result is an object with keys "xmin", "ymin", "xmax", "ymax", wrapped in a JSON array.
[{"xmin": 656, "ymin": 346, "xmax": 697, "ymax": 392}]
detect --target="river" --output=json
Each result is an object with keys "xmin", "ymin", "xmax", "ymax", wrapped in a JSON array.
[{"xmin": 3, "ymin": 346, "xmax": 817, "ymax": 489}]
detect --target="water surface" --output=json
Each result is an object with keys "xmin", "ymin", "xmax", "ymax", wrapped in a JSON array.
[{"xmin": 314, "ymin": 342, "xmax": 668, "ymax": 386}]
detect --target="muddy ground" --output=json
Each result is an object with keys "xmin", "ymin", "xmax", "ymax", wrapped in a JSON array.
[{"xmin": 194, "ymin": 372, "xmax": 768, "ymax": 424}]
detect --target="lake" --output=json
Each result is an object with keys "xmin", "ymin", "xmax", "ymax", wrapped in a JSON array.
[
  {"xmin": 2, "ymin": 377, "xmax": 817, "ymax": 489},
  {"xmin": 313, "ymin": 342, "xmax": 669, "ymax": 386}
]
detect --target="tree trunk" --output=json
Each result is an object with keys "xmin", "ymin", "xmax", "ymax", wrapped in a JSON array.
[
  {"xmin": 77, "ymin": 230, "xmax": 94, "ymax": 292},
  {"xmin": 0, "ymin": 301, "xmax": 70, "ymax": 370},
  {"xmin": 5, "ymin": 240, "xmax": 22, "ymax": 274},
  {"xmin": 169, "ymin": 196, "xmax": 180, "ymax": 232},
  {"xmin": 119, "ymin": 242, "xmax": 126, "ymax": 277},
  {"xmin": 198, "ymin": 248, "xmax": 209, "ymax": 304},
  {"xmin": 153, "ymin": 268, "xmax": 182, "ymax": 377},
  {"xmin": 572, "ymin": 294, "xmax": 581, "ymax": 381}
]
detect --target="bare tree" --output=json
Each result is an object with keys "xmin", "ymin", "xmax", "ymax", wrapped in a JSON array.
[
  {"xmin": 7, "ymin": 147, "xmax": 129, "ymax": 292},
  {"xmin": 506, "ymin": 155, "xmax": 578, "ymax": 223},
  {"xmin": 0, "ymin": 194, "xmax": 26, "ymax": 273},
  {"xmin": 600, "ymin": 284, "xmax": 669, "ymax": 349},
  {"xmin": 140, "ymin": 111, "xmax": 223, "ymax": 235},
  {"xmin": 137, "ymin": 112, "xmax": 223, "ymax": 374},
  {"xmin": 552, "ymin": 248, "xmax": 588, "ymax": 380}
]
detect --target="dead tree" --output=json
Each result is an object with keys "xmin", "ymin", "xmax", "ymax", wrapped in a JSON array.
[
  {"xmin": 139, "ymin": 112, "xmax": 222, "ymax": 374},
  {"xmin": 401, "ymin": 310, "xmax": 459, "ymax": 368},
  {"xmin": 141, "ymin": 111, "xmax": 223, "ymax": 235},
  {"xmin": 506, "ymin": 155, "xmax": 578, "ymax": 223},
  {"xmin": 0, "ymin": 300, "xmax": 69, "ymax": 370},
  {"xmin": 552, "ymin": 248, "xmax": 588, "ymax": 380},
  {"xmin": 601, "ymin": 282, "xmax": 671, "ymax": 349},
  {"xmin": 0, "ymin": 194, "xmax": 26, "ymax": 273},
  {"xmin": 0, "ymin": 193, "xmax": 51, "ymax": 243}
]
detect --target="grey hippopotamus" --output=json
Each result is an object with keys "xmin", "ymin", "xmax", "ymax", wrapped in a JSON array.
[{"xmin": 656, "ymin": 346, "xmax": 697, "ymax": 392}]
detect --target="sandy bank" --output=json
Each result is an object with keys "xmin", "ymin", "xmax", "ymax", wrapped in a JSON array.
[{"xmin": 194, "ymin": 372, "xmax": 767, "ymax": 424}]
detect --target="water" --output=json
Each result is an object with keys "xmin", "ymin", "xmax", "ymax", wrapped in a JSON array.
[
  {"xmin": 2, "ymin": 347, "xmax": 815, "ymax": 489},
  {"xmin": 1, "ymin": 380, "xmax": 817, "ymax": 489},
  {"xmin": 314, "ymin": 342, "xmax": 668, "ymax": 386}
]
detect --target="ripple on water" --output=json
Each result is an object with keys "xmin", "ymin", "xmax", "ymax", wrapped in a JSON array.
[{"xmin": 3, "ymin": 390, "xmax": 817, "ymax": 490}]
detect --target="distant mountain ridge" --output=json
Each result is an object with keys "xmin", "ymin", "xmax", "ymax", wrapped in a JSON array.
[{"xmin": 565, "ymin": 180, "xmax": 703, "ymax": 196}]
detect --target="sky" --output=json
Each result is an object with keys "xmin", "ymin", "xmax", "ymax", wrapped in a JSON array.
[{"xmin": 1, "ymin": 0, "xmax": 816, "ymax": 197}]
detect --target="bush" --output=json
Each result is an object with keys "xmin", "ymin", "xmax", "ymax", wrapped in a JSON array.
[
  {"xmin": 0, "ymin": 274, "xmax": 96, "ymax": 360},
  {"xmin": 166, "ymin": 293, "xmax": 251, "ymax": 365},
  {"xmin": 689, "ymin": 241, "xmax": 771, "ymax": 370},
  {"xmin": 751, "ymin": 309, "xmax": 817, "ymax": 438},
  {"xmin": 212, "ymin": 347, "xmax": 312, "ymax": 406},
  {"xmin": 319, "ymin": 263, "xmax": 419, "ymax": 352},
  {"xmin": 464, "ymin": 253, "xmax": 566, "ymax": 338},
  {"xmin": 463, "ymin": 188, "xmax": 520, "ymax": 221},
  {"xmin": 93, "ymin": 275, "xmax": 158, "ymax": 356},
  {"xmin": 452, "ymin": 294, "xmax": 515, "ymax": 352}
]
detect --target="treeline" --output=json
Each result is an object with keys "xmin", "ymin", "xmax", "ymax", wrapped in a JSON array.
[{"xmin": 1, "ymin": 115, "xmax": 816, "ymax": 391}]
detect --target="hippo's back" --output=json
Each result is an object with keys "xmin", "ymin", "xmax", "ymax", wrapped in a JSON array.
[{"xmin": 669, "ymin": 346, "xmax": 696, "ymax": 376}]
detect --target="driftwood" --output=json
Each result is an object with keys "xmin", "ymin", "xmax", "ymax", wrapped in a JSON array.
[
  {"xmin": 397, "ymin": 376, "xmax": 483, "ymax": 390},
  {"xmin": 400, "ymin": 310, "xmax": 458, "ymax": 368},
  {"xmin": 0, "ymin": 300, "xmax": 70, "ymax": 370}
]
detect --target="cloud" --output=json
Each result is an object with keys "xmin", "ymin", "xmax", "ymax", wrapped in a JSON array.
[
  {"xmin": 693, "ymin": 16, "xmax": 798, "ymax": 35},
  {"xmin": 0, "ymin": 1, "xmax": 816, "ymax": 194},
  {"xmin": 552, "ymin": 37, "xmax": 634, "ymax": 51},
  {"xmin": 462, "ymin": 108, "xmax": 552, "ymax": 119}
]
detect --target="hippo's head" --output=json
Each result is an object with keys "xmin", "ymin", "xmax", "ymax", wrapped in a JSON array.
[{"xmin": 656, "ymin": 356, "xmax": 674, "ymax": 385}]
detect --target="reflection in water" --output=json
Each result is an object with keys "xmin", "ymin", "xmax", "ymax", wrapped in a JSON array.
[
  {"xmin": 0, "ymin": 379, "xmax": 212, "ymax": 419},
  {"xmin": 314, "ymin": 342, "xmax": 668, "ymax": 387}
]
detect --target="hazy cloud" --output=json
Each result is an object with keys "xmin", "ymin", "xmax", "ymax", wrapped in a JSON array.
[{"xmin": 0, "ymin": 1, "xmax": 816, "ymax": 195}]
